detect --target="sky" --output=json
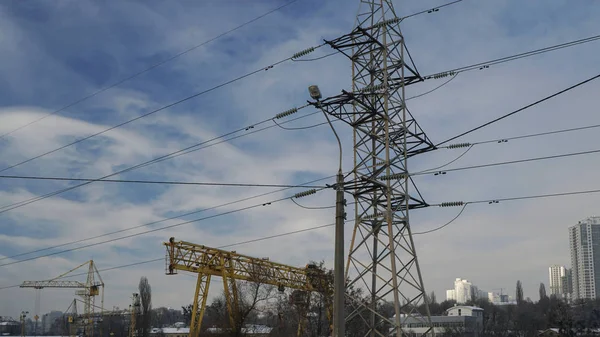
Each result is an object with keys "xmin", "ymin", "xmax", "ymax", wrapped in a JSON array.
[{"xmin": 1, "ymin": 0, "xmax": 600, "ymax": 320}]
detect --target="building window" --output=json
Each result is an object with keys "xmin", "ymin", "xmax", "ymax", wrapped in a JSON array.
[{"xmin": 458, "ymin": 309, "xmax": 461, "ymax": 316}]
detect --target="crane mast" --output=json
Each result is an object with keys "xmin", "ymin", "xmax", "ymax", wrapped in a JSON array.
[
  {"xmin": 20, "ymin": 260, "xmax": 104, "ymax": 337},
  {"xmin": 164, "ymin": 237, "xmax": 333, "ymax": 337}
]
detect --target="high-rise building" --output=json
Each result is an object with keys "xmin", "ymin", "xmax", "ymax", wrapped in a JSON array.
[
  {"xmin": 562, "ymin": 269, "xmax": 573, "ymax": 301},
  {"xmin": 446, "ymin": 289, "xmax": 456, "ymax": 302},
  {"xmin": 549, "ymin": 265, "xmax": 567, "ymax": 296},
  {"xmin": 445, "ymin": 278, "xmax": 490, "ymax": 303},
  {"xmin": 569, "ymin": 216, "xmax": 600, "ymax": 300}
]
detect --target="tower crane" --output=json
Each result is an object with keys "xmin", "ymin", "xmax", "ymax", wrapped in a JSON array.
[
  {"xmin": 20, "ymin": 260, "xmax": 104, "ymax": 337},
  {"xmin": 164, "ymin": 237, "xmax": 333, "ymax": 337}
]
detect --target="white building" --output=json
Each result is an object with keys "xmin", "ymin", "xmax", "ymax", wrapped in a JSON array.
[
  {"xmin": 569, "ymin": 216, "xmax": 600, "ymax": 300},
  {"xmin": 446, "ymin": 278, "xmax": 491, "ymax": 304},
  {"xmin": 396, "ymin": 306, "xmax": 484, "ymax": 337},
  {"xmin": 446, "ymin": 289, "xmax": 456, "ymax": 302},
  {"xmin": 150, "ymin": 327, "xmax": 190, "ymax": 337},
  {"xmin": 549, "ymin": 265, "xmax": 567, "ymax": 296}
]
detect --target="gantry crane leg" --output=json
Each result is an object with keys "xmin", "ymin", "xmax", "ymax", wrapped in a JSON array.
[
  {"xmin": 222, "ymin": 276, "xmax": 240, "ymax": 332},
  {"xmin": 190, "ymin": 273, "xmax": 211, "ymax": 337}
]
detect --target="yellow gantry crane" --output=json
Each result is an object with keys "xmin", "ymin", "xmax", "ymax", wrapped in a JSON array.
[
  {"xmin": 20, "ymin": 260, "xmax": 104, "ymax": 337},
  {"xmin": 164, "ymin": 237, "xmax": 333, "ymax": 337}
]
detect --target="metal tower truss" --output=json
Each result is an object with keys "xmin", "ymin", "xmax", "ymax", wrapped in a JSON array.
[
  {"xmin": 20, "ymin": 260, "xmax": 104, "ymax": 337},
  {"xmin": 314, "ymin": 1, "xmax": 435, "ymax": 336}
]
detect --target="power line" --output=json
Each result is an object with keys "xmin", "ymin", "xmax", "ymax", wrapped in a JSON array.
[
  {"xmin": 0, "ymin": 44, "xmax": 324, "ymax": 175},
  {"xmin": 413, "ymin": 148, "xmax": 600, "ymax": 176},
  {"xmin": 413, "ymin": 204, "xmax": 468, "ymax": 235},
  {"xmin": 413, "ymin": 145, "xmax": 474, "ymax": 175},
  {"xmin": 425, "ymin": 33, "xmax": 600, "ymax": 79},
  {"xmin": 6, "ymin": 187, "xmax": 600, "ymax": 288},
  {"xmin": 420, "ymin": 123, "xmax": 600, "ymax": 174},
  {"xmin": 0, "ymin": 0, "xmax": 300, "ymax": 141},
  {"xmin": 0, "ymin": 175, "xmax": 334, "ymax": 263},
  {"xmin": 418, "ymin": 187, "xmax": 600, "ymax": 234},
  {"xmin": 0, "ymin": 175, "xmax": 326, "ymax": 189},
  {"xmin": 468, "ymin": 188, "xmax": 600, "ymax": 204},
  {"xmin": 435, "ymin": 72, "xmax": 600, "ymax": 147},
  {"xmin": 4, "ymin": 183, "xmax": 600, "ymax": 288},
  {"xmin": 0, "ymin": 218, "xmax": 349, "ymax": 291},
  {"xmin": 432, "ymin": 187, "xmax": 600, "ymax": 209},
  {"xmin": 471, "ymin": 123, "xmax": 600, "ymax": 146},
  {"xmin": 0, "ymin": 186, "xmax": 328, "ymax": 268},
  {"xmin": 291, "ymin": 198, "xmax": 336, "ymax": 210},
  {"xmin": 406, "ymin": 73, "xmax": 458, "ymax": 101},
  {"xmin": 0, "ymin": 108, "xmax": 319, "ymax": 215},
  {"xmin": 400, "ymin": 0, "xmax": 464, "ymax": 21}
]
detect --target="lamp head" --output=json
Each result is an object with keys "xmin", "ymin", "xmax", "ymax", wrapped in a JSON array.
[{"xmin": 308, "ymin": 85, "xmax": 322, "ymax": 100}]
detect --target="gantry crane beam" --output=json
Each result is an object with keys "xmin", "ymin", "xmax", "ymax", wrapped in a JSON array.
[{"xmin": 164, "ymin": 237, "xmax": 333, "ymax": 337}]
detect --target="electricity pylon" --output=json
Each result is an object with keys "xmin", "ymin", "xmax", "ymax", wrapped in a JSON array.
[{"xmin": 310, "ymin": 1, "xmax": 435, "ymax": 335}]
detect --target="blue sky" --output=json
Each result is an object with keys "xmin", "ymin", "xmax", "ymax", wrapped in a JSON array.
[{"xmin": 1, "ymin": 0, "xmax": 600, "ymax": 319}]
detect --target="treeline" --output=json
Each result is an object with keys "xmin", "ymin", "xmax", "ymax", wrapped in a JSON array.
[
  {"xmin": 31, "ymin": 276, "xmax": 600, "ymax": 337},
  {"xmin": 423, "ymin": 281, "xmax": 600, "ymax": 337}
]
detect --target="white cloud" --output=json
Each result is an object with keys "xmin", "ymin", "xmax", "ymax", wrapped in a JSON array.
[{"xmin": 1, "ymin": 0, "xmax": 600, "ymax": 321}]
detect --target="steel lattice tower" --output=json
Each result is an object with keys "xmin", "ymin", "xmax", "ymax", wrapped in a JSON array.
[{"xmin": 315, "ymin": 1, "xmax": 435, "ymax": 335}]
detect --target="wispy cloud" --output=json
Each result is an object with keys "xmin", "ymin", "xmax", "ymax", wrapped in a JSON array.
[{"xmin": 1, "ymin": 0, "xmax": 600, "ymax": 319}]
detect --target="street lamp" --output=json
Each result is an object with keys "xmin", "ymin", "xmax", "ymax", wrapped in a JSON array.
[
  {"xmin": 307, "ymin": 85, "xmax": 345, "ymax": 337},
  {"xmin": 308, "ymin": 85, "xmax": 322, "ymax": 100}
]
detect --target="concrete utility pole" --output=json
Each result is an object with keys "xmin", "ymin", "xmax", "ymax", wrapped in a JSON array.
[
  {"xmin": 308, "ymin": 84, "xmax": 346, "ymax": 337},
  {"xmin": 20, "ymin": 311, "xmax": 28, "ymax": 337},
  {"xmin": 334, "ymin": 170, "xmax": 345, "ymax": 337}
]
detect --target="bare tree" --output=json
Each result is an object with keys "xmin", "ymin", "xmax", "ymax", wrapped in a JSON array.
[
  {"xmin": 138, "ymin": 277, "xmax": 152, "ymax": 337},
  {"xmin": 516, "ymin": 280, "xmax": 524, "ymax": 306},
  {"xmin": 539, "ymin": 283, "xmax": 548, "ymax": 301}
]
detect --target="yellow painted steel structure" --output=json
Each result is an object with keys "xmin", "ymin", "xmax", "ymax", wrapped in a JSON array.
[
  {"xmin": 20, "ymin": 260, "xmax": 104, "ymax": 337},
  {"xmin": 164, "ymin": 237, "xmax": 333, "ymax": 337}
]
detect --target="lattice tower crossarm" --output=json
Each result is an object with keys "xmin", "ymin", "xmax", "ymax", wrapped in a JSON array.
[
  {"xmin": 164, "ymin": 237, "xmax": 334, "ymax": 337},
  {"xmin": 312, "ymin": 1, "xmax": 436, "ymax": 336}
]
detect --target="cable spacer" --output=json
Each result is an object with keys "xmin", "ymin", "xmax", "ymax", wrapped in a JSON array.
[
  {"xmin": 274, "ymin": 107, "xmax": 298, "ymax": 119},
  {"xmin": 447, "ymin": 142, "xmax": 471, "ymax": 149},
  {"xmin": 293, "ymin": 189, "xmax": 317, "ymax": 199},
  {"xmin": 292, "ymin": 47, "xmax": 316, "ymax": 60},
  {"xmin": 439, "ymin": 201, "xmax": 464, "ymax": 207}
]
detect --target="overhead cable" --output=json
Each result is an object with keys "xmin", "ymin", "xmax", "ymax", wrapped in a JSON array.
[
  {"xmin": 0, "ymin": 0, "xmax": 301, "ymax": 140},
  {"xmin": 433, "ymin": 187, "xmax": 600, "ymax": 209},
  {"xmin": 0, "ymin": 186, "xmax": 327, "ymax": 268},
  {"xmin": 436, "ymin": 72, "xmax": 600, "ymax": 147},
  {"xmin": 0, "ymin": 175, "xmax": 326, "ymax": 189},
  {"xmin": 417, "ymin": 187, "xmax": 600, "ymax": 234},
  {"xmin": 413, "ymin": 148, "xmax": 600, "ymax": 177},
  {"xmin": 0, "ymin": 107, "xmax": 319, "ymax": 215},
  {"xmin": 0, "ymin": 44, "xmax": 324, "ymax": 174},
  {"xmin": 0, "ymin": 175, "xmax": 334, "ymax": 263},
  {"xmin": 425, "ymin": 34, "xmax": 600, "ymax": 80},
  {"xmin": 413, "ymin": 204, "xmax": 468, "ymax": 235},
  {"xmin": 423, "ymin": 123, "xmax": 600, "ymax": 174},
  {"xmin": 0, "ymin": 218, "xmax": 351, "ymax": 290}
]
